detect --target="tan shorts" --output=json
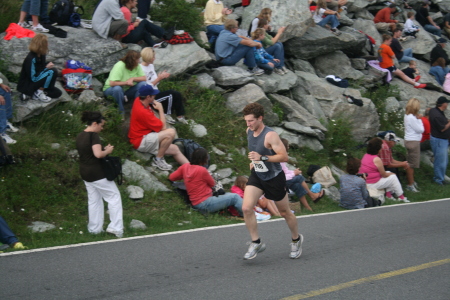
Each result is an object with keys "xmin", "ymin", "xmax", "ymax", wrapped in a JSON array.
[
  {"xmin": 405, "ymin": 140, "xmax": 420, "ymax": 168},
  {"xmin": 137, "ymin": 132, "xmax": 159, "ymax": 155},
  {"xmin": 375, "ymin": 22, "xmax": 392, "ymax": 31}
]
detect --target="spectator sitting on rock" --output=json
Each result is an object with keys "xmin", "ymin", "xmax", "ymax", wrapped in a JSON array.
[
  {"xmin": 120, "ymin": 0, "xmax": 165, "ymax": 47},
  {"xmin": 402, "ymin": 60, "xmax": 420, "ymax": 81},
  {"xmin": 92, "ymin": 0, "xmax": 128, "ymax": 46},
  {"xmin": 443, "ymin": 11, "xmax": 450, "ymax": 38},
  {"xmin": 204, "ymin": 0, "xmax": 232, "ymax": 45},
  {"xmin": 0, "ymin": 79, "xmax": 19, "ymax": 145},
  {"xmin": 373, "ymin": 4, "xmax": 399, "ymax": 33},
  {"xmin": 249, "ymin": 8, "xmax": 273, "ymax": 35},
  {"xmin": 378, "ymin": 132, "xmax": 410, "ymax": 177},
  {"xmin": 416, "ymin": 0, "xmax": 441, "ymax": 37},
  {"xmin": 103, "ymin": 50, "xmax": 146, "ymax": 117},
  {"xmin": 0, "ymin": 216, "xmax": 27, "ymax": 252},
  {"xmin": 128, "ymin": 84, "xmax": 189, "ymax": 171},
  {"xmin": 140, "ymin": 47, "xmax": 187, "ymax": 124},
  {"xmin": 313, "ymin": 0, "xmax": 342, "ymax": 36},
  {"xmin": 430, "ymin": 38, "xmax": 450, "ymax": 66},
  {"xmin": 215, "ymin": 19, "xmax": 265, "ymax": 75},
  {"xmin": 391, "ymin": 28, "xmax": 416, "ymax": 63},
  {"xmin": 17, "ymin": 33, "xmax": 63, "ymax": 103},
  {"xmin": 378, "ymin": 34, "xmax": 426, "ymax": 89},
  {"xmin": 429, "ymin": 57, "xmax": 450, "ymax": 85},
  {"xmin": 169, "ymin": 148, "xmax": 243, "ymax": 215},
  {"xmin": 251, "ymin": 28, "xmax": 283, "ymax": 75},
  {"xmin": 256, "ymin": 18, "xmax": 288, "ymax": 74},
  {"xmin": 339, "ymin": 157, "xmax": 376, "ymax": 209},
  {"xmin": 403, "ymin": 11, "xmax": 419, "ymax": 38}
]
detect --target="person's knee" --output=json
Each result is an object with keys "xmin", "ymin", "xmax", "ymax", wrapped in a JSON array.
[
  {"xmin": 242, "ymin": 204, "xmax": 254, "ymax": 215},
  {"xmin": 165, "ymin": 128, "xmax": 176, "ymax": 138}
]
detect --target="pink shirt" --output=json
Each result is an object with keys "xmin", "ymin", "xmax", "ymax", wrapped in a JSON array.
[
  {"xmin": 359, "ymin": 154, "xmax": 381, "ymax": 184},
  {"xmin": 281, "ymin": 162, "xmax": 295, "ymax": 181},
  {"xmin": 230, "ymin": 185, "xmax": 244, "ymax": 198}
]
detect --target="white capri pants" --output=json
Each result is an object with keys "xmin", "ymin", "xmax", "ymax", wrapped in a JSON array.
[
  {"xmin": 84, "ymin": 178, "xmax": 123, "ymax": 235},
  {"xmin": 366, "ymin": 172, "xmax": 404, "ymax": 196}
]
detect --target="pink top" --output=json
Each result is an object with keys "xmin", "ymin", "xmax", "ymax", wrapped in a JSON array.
[
  {"xmin": 230, "ymin": 185, "xmax": 244, "ymax": 198},
  {"xmin": 120, "ymin": 6, "xmax": 135, "ymax": 37},
  {"xmin": 281, "ymin": 162, "xmax": 295, "ymax": 181},
  {"xmin": 359, "ymin": 154, "xmax": 381, "ymax": 184}
]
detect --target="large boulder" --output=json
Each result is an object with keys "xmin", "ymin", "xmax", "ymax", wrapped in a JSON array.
[
  {"xmin": 287, "ymin": 59, "xmax": 317, "ymax": 74},
  {"xmin": 389, "ymin": 78, "xmax": 448, "ymax": 109},
  {"xmin": 400, "ymin": 23, "xmax": 437, "ymax": 56},
  {"xmin": 351, "ymin": 18, "xmax": 382, "ymax": 46},
  {"xmin": 284, "ymin": 26, "xmax": 367, "ymax": 59},
  {"xmin": 223, "ymin": 83, "xmax": 279, "ymax": 125},
  {"xmin": 241, "ymin": 0, "xmax": 313, "ymax": 42},
  {"xmin": 211, "ymin": 66, "xmax": 254, "ymax": 86},
  {"xmin": 253, "ymin": 70, "xmax": 298, "ymax": 93},
  {"xmin": 347, "ymin": 0, "xmax": 373, "ymax": 12},
  {"xmin": 311, "ymin": 51, "xmax": 365, "ymax": 80},
  {"xmin": 122, "ymin": 160, "xmax": 170, "ymax": 192},
  {"xmin": 296, "ymin": 95, "xmax": 328, "ymax": 122}
]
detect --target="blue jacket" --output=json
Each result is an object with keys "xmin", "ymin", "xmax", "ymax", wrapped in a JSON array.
[
  {"xmin": 429, "ymin": 66, "xmax": 450, "ymax": 86},
  {"xmin": 253, "ymin": 40, "xmax": 274, "ymax": 64}
]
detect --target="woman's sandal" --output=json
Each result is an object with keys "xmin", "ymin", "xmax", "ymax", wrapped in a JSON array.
[{"xmin": 313, "ymin": 190, "xmax": 325, "ymax": 203}]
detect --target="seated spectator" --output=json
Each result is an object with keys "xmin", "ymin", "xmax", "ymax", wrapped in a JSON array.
[
  {"xmin": 359, "ymin": 138, "xmax": 410, "ymax": 203},
  {"xmin": 0, "ymin": 80, "xmax": 19, "ymax": 145},
  {"xmin": 92, "ymin": 0, "xmax": 128, "ymax": 44},
  {"xmin": 416, "ymin": 1, "xmax": 441, "ymax": 37},
  {"xmin": 249, "ymin": 8, "xmax": 272, "ymax": 36},
  {"xmin": 379, "ymin": 132, "xmax": 410, "ymax": 176},
  {"xmin": 313, "ymin": 0, "xmax": 342, "ymax": 36},
  {"xmin": 430, "ymin": 38, "xmax": 449, "ymax": 66},
  {"xmin": 140, "ymin": 47, "xmax": 187, "ymax": 124},
  {"xmin": 391, "ymin": 29, "xmax": 416, "ymax": 63},
  {"xmin": 326, "ymin": 0, "xmax": 347, "ymax": 12},
  {"xmin": 257, "ymin": 19, "xmax": 288, "ymax": 74},
  {"xmin": 120, "ymin": 0, "xmax": 165, "ymax": 47},
  {"xmin": 17, "ymin": 33, "xmax": 62, "ymax": 103},
  {"xmin": 204, "ymin": 0, "xmax": 232, "ymax": 45},
  {"xmin": 378, "ymin": 34, "xmax": 426, "ymax": 88},
  {"xmin": 251, "ymin": 29, "xmax": 283, "ymax": 75},
  {"xmin": 444, "ymin": 11, "xmax": 450, "ymax": 38},
  {"xmin": 169, "ymin": 148, "xmax": 243, "ymax": 215},
  {"xmin": 373, "ymin": 4, "xmax": 399, "ymax": 33},
  {"xmin": 0, "ymin": 216, "xmax": 27, "ymax": 251},
  {"xmin": 403, "ymin": 11, "xmax": 419, "ymax": 38},
  {"xmin": 402, "ymin": 60, "xmax": 420, "ymax": 81},
  {"xmin": 281, "ymin": 139, "xmax": 324, "ymax": 211},
  {"xmin": 103, "ymin": 50, "xmax": 146, "ymax": 116},
  {"xmin": 17, "ymin": 0, "xmax": 49, "ymax": 32},
  {"xmin": 429, "ymin": 57, "xmax": 450, "ymax": 86},
  {"xmin": 128, "ymin": 84, "xmax": 189, "ymax": 170},
  {"xmin": 215, "ymin": 19, "xmax": 265, "ymax": 75},
  {"xmin": 339, "ymin": 158, "xmax": 376, "ymax": 209}
]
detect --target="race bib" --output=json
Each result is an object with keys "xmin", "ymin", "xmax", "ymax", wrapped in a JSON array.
[{"xmin": 252, "ymin": 160, "xmax": 268, "ymax": 172}]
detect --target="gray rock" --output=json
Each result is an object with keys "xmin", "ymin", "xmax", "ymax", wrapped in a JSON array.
[
  {"xmin": 350, "ymin": 58, "xmax": 367, "ymax": 70},
  {"xmin": 239, "ymin": 147, "xmax": 247, "ymax": 155},
  {"xmin": 400, "ymin": 23, "xmax": 437, "ymax": 56},
  {"xmin": 28, "ymin": 221, "xmax": 56, "ymax": 233},
  {"xmin": 67, "ymin": 149, "xmax": 79, "ymax": 160},
  {"xmin": 211, "ymin": 66, "xmax": 254, "ymax": 86},
  {"xmin": 324, "ymin": 186, "xmax": 340, "ymax": 202},
  {"xmin": 130, "ymin": 219, "xmax": 147, "ymax": 230},
  {"xmin": 195, "ymin": 73, "xmax": 216, "ymax": 89},
  {"xmin": 279, "ymin": 130, "xmax": 324, "ymax": 151},
  {"xmin": 288, "ymin": 59, "xmax": 317, "ymax": 74},
  {"xmin": 390, "ymin": 78, "xmax": 447, "ymax": 108},
  {"xmin": 122, "ymin": 159, "xmax": 170, "ymax": 192},
  {"xmin": 293, "ymin": 71, "xmax": 346, "ymax": 102},
  {"xmin": 224, "ymin": 83, "xmax": 279, "ymax": 125},
  {"xmin": 283, "ymin": 121, "xmax": 323, "ymax": 138},
  {"xmin": 51, "ymin": 143, "xmax": 60, "ymax": 149},
  {"xmin": 78, "ymin": 89, "xmax": 98, "ymax": 103},
  {"xmin": 208, "ymin": 164, "xmax": 217, "ymax": 172},
  {"xmin": 0, "ymin": 72, "xmax": 9, "ymax": 85},
  {"xmin": 354, "ymin": 9, "xmax": 375, "ymax": 20},
  {"xmin": 127, "ymin": 185, "xmax": 144, "ymax": 200},
  {"xmin": 295, "ymin": 95, "xmax": 328, "ymax": 123},
  {"xmin": 284, "ymin": 26, "xmax": 367, "ymax": 59},
  {"xmin": 196, "ymin": 31, "xmax": 208, "ymax": 46},
  {"xmin": 212, "ymin": 146, "xmax": 226, "ymax": 155},
  {"xmin": 190, "ymin": 123, "xmax": 207, "ymax": 137},
  {"xmin": 134, "ymin": 150, "xmax": 153, "ymax": 161},
  {"xmin": 269, "ymin": 93, "xmax": 327, "ymax": 131},
  {"xmin": 330, "ymin": 164, "xmax": 346, "ymax": 177},
  {"xmin": 91, "ymin": 77, "xmax": 104, "ymax": 97},
  {"xmin": 339, "ymin": 13, "xmax": 355, "ymax": 26},
  {"xmin": 217, "ymin": 168, "xmax": 233, "ymax": 178},
  {"xmin": 241, "ymin": 0, "xmax": 313, "ymax": 42},
  {"xmin": 253, "ymin": 70, "xmax": 298, "ymax": 93},
  {"xmin": 223, "ymin": 0, "xmax": 241, "ymax": 7},
  {"xmin": 221, "ymin": 177, "xmax": 235, "ymax": 185},
  {"xmin": 385, "ymin": 96, "xmax": 401, "ymax": 113},
  {"xmin": 351, "ymin": 18, "xmax": 382, "ymax": 45},
  {"xmin": 347, "ymin": 0, "xmax": 372, "ymax": 12},
  {"xmin": 312, "ymin": 51, "xmax": 365, "ymax": 80}
]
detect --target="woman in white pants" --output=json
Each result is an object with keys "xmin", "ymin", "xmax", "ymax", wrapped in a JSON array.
[
  {"xmin": 76, "ymin": 111, "xmax": 124, "ymax": 237},
  {"xmin": 359, "ymin": 138, "xmax": 410, "ymax": 203}
]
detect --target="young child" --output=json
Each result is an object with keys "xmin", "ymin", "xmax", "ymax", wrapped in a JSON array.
[
  {"xmin": 402, "ymin": 60, "xmax": 421, "ymax": 81},
  {"xmin": 251, "ymin": 28, "xmax": 284, "ymax": 75},
  {"xmin": 403, "ymin": 11, "xmax": 419, "ymax": 38}
]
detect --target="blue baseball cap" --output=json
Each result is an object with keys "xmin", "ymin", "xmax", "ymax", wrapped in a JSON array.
[{"xmin": 139, "ymin": 84, "xmax": 160, "ymax": 97}]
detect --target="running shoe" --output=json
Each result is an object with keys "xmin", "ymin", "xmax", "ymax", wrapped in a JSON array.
[
  {"xmin": 152, "ymin": 157, "xmax": 172, "ymax": 171},
  {"xmin": 106, "ymin": 229, "xmax": 123, "ymax": 238},
  {"xmin": 248, "ymin": 67, "xmax": 265, "ymax": 76},
  {"xmin": 6, "ymin": 122, "xmax": 19, "ymax": 133},
  {"xmin": 1, "ymin": 133, "xmax": 16, "ymax": 144},
  {"xmin": 176, "ymin": 116, "xmax": 188, "ymax": 124},
  {"xmin": 32, "ymin": 89, "xmax": 51, "ymax": 102},
  {"xmin": 32, "ymin": 23, "xmax": 49, "ymax": 33},
  {"xmin": 274, "ymin": 68, "xmax": 284, "ymax": 75},
  {"xmin": 405, "ymin": 185, "xmax": 419, "ymax": 193},
  {"xmin": 165, "ymin": 114, "xmax": 176, "ymax": 124},
  {"xmin": 290, "ymin": 234, "xmax": 304, "ymax": 259},
  {"xmin": 18, "ymin": 22, "xmax": 31, "ymax": 28},
  {"xmin": 244, "ymin": 241, "xmax": 266, "ymax": 260}
]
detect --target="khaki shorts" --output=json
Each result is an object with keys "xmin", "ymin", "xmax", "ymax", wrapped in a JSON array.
[
  {"xmin": 405, "ymin": 140, "xmax": 420, "ymax": 168},
  {"xmin": 375, "ymin": 22, "xmax": 392, "ymax": 31},
  {"xmin": 137, "ymin": 132, "xmax": 159, "ymax": 155},
  {"xmin": 108, "ymin": 19, "xmax": 128, "ymax": 38}
]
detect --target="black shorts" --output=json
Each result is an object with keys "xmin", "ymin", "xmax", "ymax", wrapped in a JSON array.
[
  {"xmin": 387, "ymin": 66, "xmax": 397, "ymax": 72},
  {"xmin": 247, "ymin": 170, "xmax": 288, "ymax": 201}
]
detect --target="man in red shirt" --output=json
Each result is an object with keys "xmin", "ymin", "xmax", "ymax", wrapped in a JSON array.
[
  {"xmin": 374, "ymin": 4, "xmax": 399, "ymax": 32},
  {"xmin": 128, "ymin": 84, "xmax": 189, "ymax": 170},
  {"xmin": 378, "ymin": 132, "xmax": 409, "ymax": 173}
]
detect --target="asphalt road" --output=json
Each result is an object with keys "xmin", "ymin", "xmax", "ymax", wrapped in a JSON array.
[{"xmin": 1, "ymin": 199, "xmax": 449, "ymax": 300}]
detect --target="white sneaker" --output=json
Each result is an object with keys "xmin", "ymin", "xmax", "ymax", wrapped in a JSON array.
[
  {"xmin": 18, "ymin": 22, "xmax": 31, "ymax": 28},
  {"xmin": 399, "ymin": 197, "xmax": 410, "ymax": 203},
  {"xmin": 274, "ymin": 68, "xmax": 284, "ymax": 75},
  {"xmin": 176, "ymin": 116, "xmax": 188, "ymax": 124},
  {"xmin": 106, "ymin": 228, "xmax": 123, "ymax": 238},
  {"xmin": 165, "ymin": 114, "xmax": 176, "ymax": 124},
  {"xmin": 244, "ymin": 241, "xmax": 266, "ymax": 260},
  {"xmin": 290, "ymin": 234, "xmax": 304, "ymax": 259},
  {"xmin": 174, "ymin": 30, "xmax": 185, "ymax": 35},
  {"xmin": 1, "ymin": 133, "xmax": 16, "ymax": 144},
  {"xmin": 32, "ymin": 90, "xmax": 52, "ymax": 102},
  {"xmin": 152, "ymin": 157, "xmax": 173, "ymax": 171},
  {"xmin": 6, "ymin": 122, "xmax": 19, "ymax": 133},
  {"xmin": 281, "ymin": 66, "xmax": 289, "ymax": 74},
  {"xmin": 32, "ymin": 23, "xmax": 49, "ymax": 33},
  {"xmin": 249, "ymin": 67, "xmax": 265, "ymax": 76},
  {"xmin": 405, "ymin": 185, "xmax": 419, "ymax": 193}
]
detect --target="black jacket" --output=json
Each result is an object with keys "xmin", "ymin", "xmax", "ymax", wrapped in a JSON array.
[
  {"xmin": 430, "ymin": 44, "xmax": 450, "ymax": 66},
  {"xmin": 17, "ymin": 52, "xmax": 48, "ymax": 96}
]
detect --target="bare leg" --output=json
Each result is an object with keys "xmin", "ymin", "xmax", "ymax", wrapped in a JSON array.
[
  {"xmin": 165, "ymin": 144, "xmax": 189, "ymax": 165},
  {"xmin": 393, "ymin": 69, "xmax": 416, "ymax": 86},
  {"xmin": 274, "ymin": 194, "xmax": 299, "ymax": 240},
  {"xmin": 32, "ymin": 15, "xmax": 39, "ymax": 27},
  {"xmin": 406, "ymin": 167, "xmax": 414, "ymax": 186},
  {"xmin": 299, "ymin": 196, "xmax": 313, "ymax": 211},
  {"xmin": 19, "ymin": 11, "xmax": 27, "ymax": 23},
  {"xmin": 157, "ymin": 128, "xmax": 189, "ymax": 165},
  {"xmin": 243, "ymin": 185, "xmax": 264, "ymax": 241},
  {"xmin": 258, "ymin": 197, "xmax": 281, "ymax": 216}
]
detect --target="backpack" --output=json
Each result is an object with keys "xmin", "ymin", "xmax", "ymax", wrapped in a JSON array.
[
  {"xmin": 173, "ymin": 138, "xmax": 209, "ymax": 166},
  {"xmin": 49, "ymin": 0, "xmax": 84, "ymax": 27},
  {"xmin": 0, "ymin": 139, "xmax": 15, "ymax": 167},
  {"xmin": 312, "ymin": 166, "xmax": 337, "ymax": 188}
]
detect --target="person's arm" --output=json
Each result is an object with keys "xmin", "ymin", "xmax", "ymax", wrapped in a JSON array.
[
  {"xmin": 248, "ymin": 132, "xmax": 288, "ymax": 163},
  {"xmin": 92, "ymin": 143, "xmax": 114, "ymax": 158},
  {"xmin": 239, "ymin": 38, "xmax": 262, "ymax": 48},
  {"xmin": 150, "ymin": 71, "xmax": 170, "ymax": 87},
  {"xmin": 106, "ymin": 0, "xmax": 125, "ymax": 20},
  {"xmin": 203, "ymin": 169, "xmax": 216, "ymax": 188},
  {"xmin": 169, "ymin": 165, "xmax": 184, "ymax": 181},
  {"xmin": 427, "ymin": 15, "xmax": 440, "ymax": 28},
  {"xmin": 270, "ymin": 27, "xmax": 286, "ymax": 44},
  {"xmin": 373, "ymin": 157, "xmax": 395, "ymax": 178},
  {"xmin": 0, "ymin": 83, "xmax": 11, "ymax": 93},
  {"xmin": 442, "ymin": 120, "xmax": 450, "ymax": 132},
  {"xmin": 151, "ymin": 101, "xmax": 167, "ymax": 129},
  {"xmin": 0, "ymin": 95, "xmax": 4, "ymax": 106}
]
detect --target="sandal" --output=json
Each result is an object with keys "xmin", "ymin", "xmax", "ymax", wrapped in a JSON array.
[{"xmin": 313, "ymin": 190, "xmax": 325, "ymax": 203}]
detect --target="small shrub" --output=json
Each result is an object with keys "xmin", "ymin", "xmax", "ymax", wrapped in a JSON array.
[{"xmin": 324, "ymin": 116, "xmax": 359, "ymax": 161}]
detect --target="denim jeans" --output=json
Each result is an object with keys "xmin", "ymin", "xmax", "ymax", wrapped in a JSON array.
[
  {"xmin": 0, "ymin": 216, "xmax": 18, "ymax": 245},
  {"xmin": 286, "ymin": 175, "xmax": 308, "ymax": 198},
  {"xmin": 265, "ymin": 42, "xmax": 285, "ymax": 68},
  {"xmin": 26, "ymin": 0, "xmax": 49, "ymax": 23},
  {"xmin": 21, "ymin": 0, "xmax": 41, "ymax": 16},
  {"xmin": 206, "ymin": 24, "xmax": 224, "ymax": 44},
  {"xmin": 430, "ymin": 135, "xmax": 449, "ymax": 184},
  {"xmin": 317, "ymin": 15, "xmax": 340, "ymax": 29},
  {"xmin": 257, "ymin": 60, "xmax": 282, "ymax": 72},
  {"xmin": 0, "ymin": 87, "xmax": 12, "ymax": 134},
  {"xmin": 103, "ymin": 81, "xmax": 146, "ymax": 113},
  {"xmin": 193, "ymin": 193, "xmax": 243, "ymax": 215},
  {"xmin": 220, "ymin": 44, "xmax": 256, "ymax": 69},
  {"xmin": 398, "ymin": 48, "xmax": 416, "ymax": 63},
  {"xmin": 424, "ymin": 24, "xmax": 441, "ymax": 37},
  {"xmin": 137, "ymin": 0, "xmax": 152, "ymax": 19},
  {"xmin": 122, "ymin": 19, "xmax": 165, "ymax": 46}
]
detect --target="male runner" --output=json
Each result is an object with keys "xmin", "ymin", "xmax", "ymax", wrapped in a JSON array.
[{"xmin": 242, "ymin": 103, "xmax": 303, "ymax": 260}]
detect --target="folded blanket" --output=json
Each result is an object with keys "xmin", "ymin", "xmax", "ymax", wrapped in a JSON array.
[{"xmin": 367, "ymin": 60, "xmax": 392, "ymax": 82}]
